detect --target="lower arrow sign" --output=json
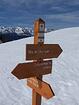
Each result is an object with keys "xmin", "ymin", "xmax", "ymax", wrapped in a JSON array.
[
  {"xmin": 11, "ymin": 60, "xmax": 52, "ymax": 79},
  {"xmin": 27, "ymin": 78, "xmax": 55, "ymax": 99}
]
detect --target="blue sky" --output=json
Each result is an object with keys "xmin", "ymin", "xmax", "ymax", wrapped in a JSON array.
[{"xmin": 0, "ymin": 0, "xmax": 79, "ymax": 29}]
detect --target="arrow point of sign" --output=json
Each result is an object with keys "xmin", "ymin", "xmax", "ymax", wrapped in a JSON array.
[
  {"xmin": 47, "ymin": 84, "xmax": 55, "ymax": 98},
  {"xmin": 11, "ymin": 64, "xmax": 22, "ymax": 80},
  {"xmin": 57, "ymin": 44, "xmax": 63, "ymax": 57},
  {"xmin": 44, "ymin": 82, "xmax": 55, "ymax": 99}
]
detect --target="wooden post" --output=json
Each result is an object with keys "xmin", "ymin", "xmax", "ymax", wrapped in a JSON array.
[
  {"xmin": 32, "ymin": 18, "xmax": 45, "ymax": 105},
  {"xmin": 32, "ymin": 76, "xmax": 42, "ymax": 105}
]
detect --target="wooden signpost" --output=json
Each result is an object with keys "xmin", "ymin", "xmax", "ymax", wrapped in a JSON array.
[{"xmin": 11, "ymin": 18, "xmax": 63, "ymax": 105}]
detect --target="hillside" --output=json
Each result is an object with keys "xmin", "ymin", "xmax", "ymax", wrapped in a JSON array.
[{"xmin": 0, "ymin": 27, "xmax": 79, "ymax": 105}]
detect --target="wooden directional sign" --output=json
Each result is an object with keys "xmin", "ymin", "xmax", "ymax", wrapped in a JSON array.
[
  {"xmin": 27, "ymin": 78, "xmax": 55, "ymax": 99},
  {"xmin": 26, "ymin": 44, "xmax": 63, "ymax": 60},
  {"xmin": 11, "ymin": 18, "xmax": 62, "ymax": 105},
  {"xmin": 11, "ymin": 60, "xmax": 52, "ymax": 79}
]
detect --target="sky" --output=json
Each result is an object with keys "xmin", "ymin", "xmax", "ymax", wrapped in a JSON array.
[{"xmin": 0, "ymin": 0, "xmax": 79, "ymax": 29}]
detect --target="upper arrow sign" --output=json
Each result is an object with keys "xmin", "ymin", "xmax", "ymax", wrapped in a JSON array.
[
  {"xmin": 11, "ymin": 60, "xmax": 52, "ymax": 79},
  {"xmin": 26, "ymin": 44, "xmax": 63, "ymax": 60}
]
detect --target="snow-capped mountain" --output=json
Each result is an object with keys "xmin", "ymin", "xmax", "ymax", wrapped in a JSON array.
[
  {"xmin": 0, "ymin": 27, "xmax": 79, "ymax": 105},
  {"xmin": 0, "ymin": 26, "xmax": 33, "ymax": 35},
  {"xmin": 15, "ymin": 27, "xmax": 24, "ymax": 34},
  {"xmin": 0, "ymin": 26, "xmax": 33, "ymax": 43}
]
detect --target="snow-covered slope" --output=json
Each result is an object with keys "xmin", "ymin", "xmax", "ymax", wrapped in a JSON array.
[{"xmin": 0, "ymin": 27, "xmax": 79, "ymax": 105}]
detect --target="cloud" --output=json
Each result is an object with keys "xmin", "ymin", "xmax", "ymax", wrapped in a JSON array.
[
  {"xmin": 44, "ymin": 10, "xmax": 79, "ymax": 29},
  {"xmin": 46, "ymin": 11, "xmax": 79, "ymax": 26},
  {"xmin": 46, "ymin": 11, "xmax": 79, "ymax": 23},
  {"xmin": 0, "ymin": 0, "xmax": 79, "ymax": 28},
  {"xmin": 0, "ymin": 0, "xmax": 79, "ymax": 14}
]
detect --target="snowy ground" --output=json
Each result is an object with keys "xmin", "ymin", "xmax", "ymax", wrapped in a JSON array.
[{"xmin": 0, "ymin": 27, "xmax": 79, "ymax": 105}]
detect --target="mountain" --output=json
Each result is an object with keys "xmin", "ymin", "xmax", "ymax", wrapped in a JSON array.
[
  {"xmin": 0, "ymin": 27, "xmax": 79, "ymax": 105},
  {"xmin": 0, "ymin": 26, "xmax": 33, "ymax": 34},
  {"xmin": 0, "ymin": 26, "xmax": 33, "ymax": 43}
]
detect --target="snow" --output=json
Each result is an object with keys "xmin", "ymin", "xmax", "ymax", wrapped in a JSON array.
[{"xmin": 0, "ymin": 27, "xmax": 79, "ymax": 105}]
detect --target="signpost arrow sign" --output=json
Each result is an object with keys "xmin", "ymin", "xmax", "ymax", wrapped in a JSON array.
[
  {"xmin": 26, "ymin": 44, "xmax": 63, "ymax": 60},
  {"xmin": 11, "ymin": 60, "xmax": 52, "ymax": 79},
  {"xmin": 27, "ymin": 77, "xmax": 55, "ymax": 99}
]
